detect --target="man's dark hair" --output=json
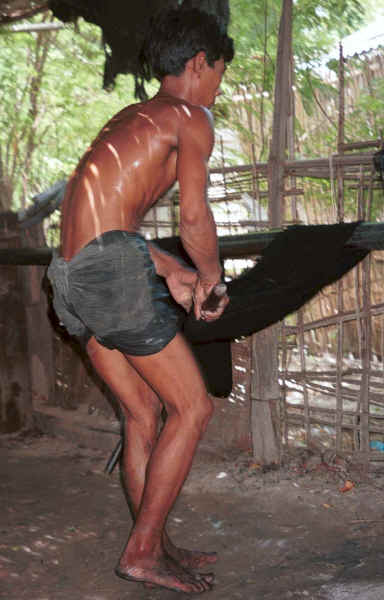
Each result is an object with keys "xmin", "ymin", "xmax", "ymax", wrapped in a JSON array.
[{"xmin": 142, "ymin": 7, "xmax": 234, "ymax": 80}]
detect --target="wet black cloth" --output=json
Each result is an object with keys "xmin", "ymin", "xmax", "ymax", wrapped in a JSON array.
[{"xmin": 159, "ymin": 222, "xmax": 368, "ymax": 397}]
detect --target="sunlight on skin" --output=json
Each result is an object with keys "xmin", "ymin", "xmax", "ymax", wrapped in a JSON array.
[
  {"xmin": 89, "ymin": 163, "xmax": 99, "ymax": 177},
  {"xmin": 172, "ymin": 107, "xmax": 181, "ymax": 118},
  {"xmin": 138, "ymin": 112, "xmax": 161, "ymax": 134},
  {"xmin": 107, "ymin": 142, "xmax": 123, "ymax": 171},
  {"xmin": 105, "ymin": 143, "xmax": 125, "ymax": 196},
  {"xmin": 84, "ymin": 176, "xmax": 101, "ymax": 237},
  {"xmin": 89, "ymin": 163, "xmax": 107, "ymax": 208},
  {"xmin": 114, "ymin": 178, "xmax": 124, "ymax": 196},
  {"xmin": 181, "ymin": 104, "xmax": 192, "ymax": 118}
]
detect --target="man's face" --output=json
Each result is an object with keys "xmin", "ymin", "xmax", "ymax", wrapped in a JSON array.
[{"xmin": 198, "ymin": 57, "xmax": 226, "ymax": 109}]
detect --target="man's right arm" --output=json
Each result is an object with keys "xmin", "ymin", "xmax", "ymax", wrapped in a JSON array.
[{"xmin": 176, "ymin": 105, "xmax": 226, "ymax": 320}]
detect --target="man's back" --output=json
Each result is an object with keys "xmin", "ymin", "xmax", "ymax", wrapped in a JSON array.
[{"xmin": 60, "ymin": 95, "xmax": 212, "ymax": 260}]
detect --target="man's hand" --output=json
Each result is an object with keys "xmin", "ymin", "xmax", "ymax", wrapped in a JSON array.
[
  {"xmin": 193, "ymin": 277, "xmax": 229, "ymax": 322},
  {"xmin": 166, "ymin": 266, "xmax": 198, "ymax": 313}
]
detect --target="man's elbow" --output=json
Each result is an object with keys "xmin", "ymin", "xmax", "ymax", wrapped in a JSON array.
[
  {"xmin": 179, "ymin": 201, "xmax": 212, "ymax": 230},
  {"xmin": 179, "ymin": 212, "xmax": 200, "ymax": 231}
]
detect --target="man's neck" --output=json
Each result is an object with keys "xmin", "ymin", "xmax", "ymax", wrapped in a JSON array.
[{"xmin": 157, "ymin": 75, "xmax": 194, "ymax": 105}]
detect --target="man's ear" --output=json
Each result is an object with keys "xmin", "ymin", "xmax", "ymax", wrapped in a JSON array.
[{"xmin": 190, "ymin": 51, "xmax": 208, "ymax": 76}]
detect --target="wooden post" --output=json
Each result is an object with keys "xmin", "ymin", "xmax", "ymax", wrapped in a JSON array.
[
  {"xmin": 267, "ymin": 0, "xmax": 292, "ymax": 227},
  {"xmin": 0, "ymin": 213, "xmax": 33, "ymax": 433},
  {"xmin": 19, "ymin": 222, "xmax": 55, "ymax": 411},
  {"xmin": 251, "ymin": 326, "xmax": 281, "ymax": 464},
  {"xmin": 0, "ymin": 212, "xmax": 54, "ymax": 434},
  {"xmin": 250, "ymin": 0, "xmax": 293, "ymax": 464}
]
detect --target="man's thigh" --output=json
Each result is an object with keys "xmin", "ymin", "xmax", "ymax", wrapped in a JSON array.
[{"xmin": 125, "ymin": 333, "xmax": 210, "ymax": 414}]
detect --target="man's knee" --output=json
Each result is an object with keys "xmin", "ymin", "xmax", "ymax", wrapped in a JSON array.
[
  {"xmin": 120, "ymin": 395, "xmax": 161, "ymax": 431},
  {"xmin": 189, "ymin": 394, "xmax": 214, "ymax": 432}
]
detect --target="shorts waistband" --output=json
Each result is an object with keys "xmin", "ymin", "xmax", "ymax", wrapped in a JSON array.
[{"xmin": 84, "ymin": 230, "xmax": 145, "ymax": 250}]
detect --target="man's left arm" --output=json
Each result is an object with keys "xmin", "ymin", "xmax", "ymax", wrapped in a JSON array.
[{"xmin": 148, "ymin": 242, "xmax": 197, "ymax": 312}]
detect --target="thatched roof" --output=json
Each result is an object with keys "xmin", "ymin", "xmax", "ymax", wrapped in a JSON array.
[
  {"xmin": 0, "ymin": 1, "xmax": 49, "ymax": 24},
  {"xmin": 0, "ymin": 1, "xmax": 230, "ymax": 97}
]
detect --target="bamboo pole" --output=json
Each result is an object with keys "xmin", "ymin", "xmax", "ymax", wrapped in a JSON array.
[
  {"xmin": 2, "ymin": 221, "xmax": 384, "ymax": 265},
  {"xmin": 334, "ymin": 43, "xmax": 345, "ymax": 451},
  {"xmin": 337, "ymin": 43, "xmax": 345, "ymax": 155}
]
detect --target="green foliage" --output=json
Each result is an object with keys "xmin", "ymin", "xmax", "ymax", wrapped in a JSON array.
[
  {"xmin": 216, "ymin": 0, "xmax": 368, "ymax": 163},
  {"xmin": 293, "ymin": 0, "xmax": 364, "ymax": 66},
  {"xmin": 0, "ymin": 17, "xmax": 140, "ymax": 210}
]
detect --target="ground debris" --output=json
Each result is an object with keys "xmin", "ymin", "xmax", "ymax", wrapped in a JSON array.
[{"xmin": 3, "ymin": 429, "xmax": 384, "ymax": 599}]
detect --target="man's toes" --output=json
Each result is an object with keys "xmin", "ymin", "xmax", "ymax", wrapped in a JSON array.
[
  {"xmin": 200, "ymin": 572, "xmax": 215, "ymax": 585},
  {"xmin": 190, "ymin": 579, "xmax": 211, "ymax": 593},
  {"xmin": 190, "ymin": 573, "xmax": 213, "ymax": 591}
]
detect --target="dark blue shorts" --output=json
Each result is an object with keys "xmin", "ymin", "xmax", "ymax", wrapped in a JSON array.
[{"xmin": 47, "ymin": 231, "xmax": 180, "ymax": 355}]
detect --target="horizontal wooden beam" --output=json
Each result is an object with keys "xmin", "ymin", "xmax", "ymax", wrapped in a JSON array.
[
  {"xmin": 0, "ymin": 222, "xmax": 383, "ymax": 266},
  {"xmin": 209, "ymin": 150, "xmax": 376, "ymax": 179},
  {"xmin": 339, "ymin": 140, "xmax": 382, "ymax": 151}
]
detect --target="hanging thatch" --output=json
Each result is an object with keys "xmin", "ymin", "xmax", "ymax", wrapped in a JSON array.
[{"xmin": 0, "ymin": 0, "xmax": 230, "ymax": 96}]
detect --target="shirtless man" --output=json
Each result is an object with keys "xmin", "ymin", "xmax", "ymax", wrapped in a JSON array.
[{"xmin": 48, "ymin": 7, "xmax": 234, "ymax": 594}]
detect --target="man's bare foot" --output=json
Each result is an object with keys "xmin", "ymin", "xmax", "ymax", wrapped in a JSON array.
[
  {"xmin": 116, "ymin": 553, "xmax": 214, "ymax": 594},
  {"xmin": 166, "ymin": 543, "xmax": 218, "ymax": 570},
  {"xmin": 163, "ymin": 532, "xmax": 217, "ymax": 569}
]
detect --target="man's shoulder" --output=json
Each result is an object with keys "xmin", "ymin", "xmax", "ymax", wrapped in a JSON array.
[
  {"xmin": 169, "ymin": 101, "xmax": 214, "ymax": 142},
  {"xmin": 146, "ymin": 96, "xmax": 212, "ymax": 126},
  {"xmin": 126, "ymin": 96, "xmax": 213, "ymax": 149},
  {"xmin": 175, "ymin": 99, "xmax": 213, "ymax": 125}
]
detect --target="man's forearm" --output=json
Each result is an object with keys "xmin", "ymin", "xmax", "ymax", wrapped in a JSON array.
[{"xmin": 179, "ymin": 209, "xmax": 222, "ymax": 283}]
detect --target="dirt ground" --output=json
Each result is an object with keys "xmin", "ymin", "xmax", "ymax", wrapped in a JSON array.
[{"xmin": 2, "ymin": 403, "xmax": 384, "ymax": 600}]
